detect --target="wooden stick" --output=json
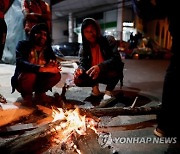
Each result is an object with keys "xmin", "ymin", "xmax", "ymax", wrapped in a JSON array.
[
  {"xmin": 0, "ymin": 120, "xmax": 64, "ymax": 153},
  {"xmin": 130, "ymin": 96, "xmax": 138, "ymax": 108},
  {"xmin": 80, "ymin": 105, "xmax": 161, "ymax": 117}
]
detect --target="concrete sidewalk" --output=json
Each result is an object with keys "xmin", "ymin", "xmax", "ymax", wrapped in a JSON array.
[{"xmin": 1, "ymin": 59, "xmax": 180, "ymax": 154}]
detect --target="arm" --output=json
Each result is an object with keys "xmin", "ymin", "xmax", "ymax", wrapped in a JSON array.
[
  {"xmin": 16, "ymin": 41, "xmax": 60, "ymax": 73},
  {"xmin": 41, "ymin": 2, "xmax": 51, "ymax": 21},
  {"xmin": 98, "ymin": 35, "xmax": 123, "ymax": 72},
  {"xmin": 22, "ymin": 0, "xmax": 39, "ymax": 21},
  {"xmin": 22, "ymin": 0, "xmax": 51, "ymax": 22},
  {"xmin": 85, "ymin": 36, "xmax": 123, "ymax": 80},
  {"xmin": 43, "ymin": 2, "xmax": 51, "ymax": 33},
  {"xmin": 78, "ymin": 46, "xmax": 90, "ymax": 71},
  {"xmin": 39, "ymin": 60, "xmax": 61, "ymax": 73},
  {"xmin": 16, "ymin": 41, "xmax": 40, "ymax": 73},
  {"xmin": 39, "ymin": 46, "xmax": 61, "ymax": 73}
]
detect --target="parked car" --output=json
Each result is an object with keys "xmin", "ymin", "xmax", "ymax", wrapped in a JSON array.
[
  {"xmin": 52, "ymin": 42, "xmax": 81, "ymax": 57},
  {"xmin": 52, "ymin": 45, "xmax": 64, "ymax": 57}
]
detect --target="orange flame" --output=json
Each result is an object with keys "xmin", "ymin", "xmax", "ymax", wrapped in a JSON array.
[{"xmin": 51, "ymin": 107, "xmax": 98, "ymax": 153}]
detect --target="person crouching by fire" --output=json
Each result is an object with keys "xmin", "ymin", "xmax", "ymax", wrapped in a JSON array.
[
  {"xmin": 11, "ymin": 23, "xmax": 61, "ymax": 106},
  {"xmin": 74, "ymin": 18, "xmax": 124, "ymax": 107}
]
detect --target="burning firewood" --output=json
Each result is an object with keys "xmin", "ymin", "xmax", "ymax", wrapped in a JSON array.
[
  {"xmin": 0, "ymin": 119, "xmax": 65, "ymax": 153},
  {"xmin": 80, "ymin": 105, "xmax": 161, "ymax": 117},
  {"xmin": 0, "ymin": 106, "xmax": 100, "ymax": 154}
]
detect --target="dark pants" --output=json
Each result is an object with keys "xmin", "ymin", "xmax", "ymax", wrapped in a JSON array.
[
  {"xmin": 157, "ymin": 55, "xmax": 180, "ymax": 136},
  {"xmin": 74, "ymin": 70, "xmax": 120, "ymax": 91},
  {"xmin": 16, "ymin": 72, "xmax": 61, "ymax": 97},
  {"xmin": 0, "ymin": 19, "xmax": 7, "ymax": 60}
]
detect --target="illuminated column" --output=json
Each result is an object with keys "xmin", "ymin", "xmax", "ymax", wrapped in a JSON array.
[
  {"xmin": 117, "ymin": 0, "xmax": 124, "ymax": 41},
  {"xmin": 68, "ymin": 12, "xmax": 74, "ymax": 42}
]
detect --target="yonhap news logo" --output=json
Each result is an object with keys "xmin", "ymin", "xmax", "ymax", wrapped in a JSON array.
[{"xmin": 98, "ymin": 133, "xmax": 177, "ymax": 147}]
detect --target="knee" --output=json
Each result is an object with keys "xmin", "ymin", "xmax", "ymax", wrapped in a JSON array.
[
  {"xmin": 18, "ymin": 73, "xmax": 36, "ymax": 83},
  {"xmin": 55, "ymin": 72, "xmax": 61, "ymax": 83},
  {"xmin": 74, "ymin": 76, "xmax": 83, "ymax": 87},
  {"xmin": 108, "ymin": 71, "xmax": 119, "ymax": 78},
  {"xmin": 50, "ymin": 72, "xmax": 61, "ymax": 85},
  {"xmin": 16, "ymin": 73, "xmax": 37, "ymax": 93}
]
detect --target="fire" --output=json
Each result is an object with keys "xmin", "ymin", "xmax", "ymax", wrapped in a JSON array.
[{"xmin": 51, "ymin": 106, "xmax": 98, "ymax": 153}]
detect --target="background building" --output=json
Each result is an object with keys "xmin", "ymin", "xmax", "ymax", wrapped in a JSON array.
[
  {"xmin": 3, "ymin": 0, "xmax": 171, "ymax": 63},
  {"xmin": 51, "ymin": 0, "xmax": 134, "ymax": 44}
]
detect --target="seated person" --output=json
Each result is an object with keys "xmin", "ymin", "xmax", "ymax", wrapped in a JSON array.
[
  {"xmin": 11, "ymin": 23, "xmax": 61, "ymax": 106},
  {"xmin": 74, "ymin": 18, "xmax": 124, "ymax": 107}
]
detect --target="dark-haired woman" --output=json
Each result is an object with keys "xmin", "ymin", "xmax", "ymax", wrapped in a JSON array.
[
  {"xmin": 74, "ymin": 18, "xmax": 124, "ymax": 107},
  {"xmin": 11, "ymin": 23, "xmax": 61, "ymax": 106}
]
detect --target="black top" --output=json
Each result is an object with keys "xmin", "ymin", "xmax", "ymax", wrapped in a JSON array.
[
  {"xmin": 11, "ymin": 40, "xmax": 56, "ymax": 93},
  {"xmin": 78, "ymin": 35, "xmax": 123, "ymax": 73}
]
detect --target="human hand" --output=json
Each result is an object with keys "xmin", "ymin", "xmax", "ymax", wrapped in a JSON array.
[
  {"xmin": 74, "ymin": 68, "xmax": 83, "ymax": 78},
  {"xmin": 86, "ymin": 65, "xmax": 100, "ymax": 79},
  {"xmin": 46, "ymin": 59, "xmax": 60, "ymax": 67},
  {"xmin": 40, "ymin": 60, "xmax": 61, "ymax": 73}
]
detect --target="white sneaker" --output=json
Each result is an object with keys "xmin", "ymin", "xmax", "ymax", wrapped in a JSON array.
[{"xmin": 98, "ymin": 91, "xmax": 116, "ymax": 108}]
